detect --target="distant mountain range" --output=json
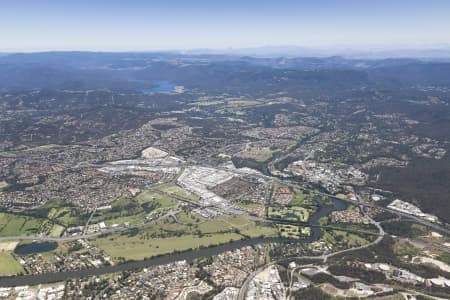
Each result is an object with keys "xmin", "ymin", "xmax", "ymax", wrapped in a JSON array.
[{"xmin": 1, "ymin": 51, "xmax": 450, "ymax": 91}]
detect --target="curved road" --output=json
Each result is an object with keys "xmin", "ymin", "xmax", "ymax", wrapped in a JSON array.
[
  {"xmin": 0, "ymin": 205, "xmax": 385, "ymax": 288},
  {"xmin": 0, "ymin": 162, "xmax": 447, "ymax": 291},
  {"xmin": 214, "ymin": 164, "xmax": 450, "ymax": 236},
  {"xmin": 237, "ymin": 209, "xmax": 386, "ymax": 300}
]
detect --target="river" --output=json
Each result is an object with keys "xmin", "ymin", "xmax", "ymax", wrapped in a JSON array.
[
  {"xmin": 0, "ymin": 194, "xmax": 347, "ymax": 287},
  {"xmin": 0, "ymin": 152, "xmax": 348, "ymax": 287}
]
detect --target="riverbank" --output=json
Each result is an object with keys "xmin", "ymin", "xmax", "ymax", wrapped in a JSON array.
[
  {"xmin": 0, "ymin": 237, "xmax": 286, "ymax": 287},
  {"xmin": 0, "ymin": 192, "xmax": 349, "ymax": 286}
]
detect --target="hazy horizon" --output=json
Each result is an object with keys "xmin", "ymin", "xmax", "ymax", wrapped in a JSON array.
[{"xmin": 2, "ymin": 45, "xmax": 450, "ymax": 61}]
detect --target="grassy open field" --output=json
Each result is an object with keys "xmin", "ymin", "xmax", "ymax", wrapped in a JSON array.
[
  {"xmin": 288, "ymin": 189, "xmax": 305, "ymax": 206},
  {"xmin": 276, "ymin": 186, "xmax": 321, "ymax": 215},
  {"xmin": 49, "ymin": 224, "xmax": 65, "ymax": 237},
  {"xmin": 0, "ymin": 252, "xmax": 24, "ymax": 276},
  {"xmin": 136, "ymin": 190, "xmax": 179, "ymax": 207},
  {"xmin": 92, "ymin": 215, "xmax": 277, "ymax": 261},
  {"xmin": 330, "ymin": 230, "xmax": 369, "ymax": 247},
  {"xmin": 90, "ymin": 198, "xmax": 146, "ymax": 226},
  {"xmin": 0, "ymin": 210, "xmax": 68, "ymax": 237},
  {"xmin": 155, "ymin": 184, "xmax": 200, "ymax": 202},
  {"xmin": 175, "ymin": 211, "xmax": 206, "ymax": 224},
  {"xmin": 240, "ymin": 223, "xmax": 277, "ymax": 238},
  {"xmin": 197, "ymin": 216, "xmax": 277, "ymax": 238},
  {"xmin": 104, "ymin": 214, "xmax": 145, "ymax": 226},
  {"xmin": 170, "ymin": 214, "xmax": 276, "ymax": 238},
  {"xmin": 0, "ymin": 181, "xmax": 10, "ymax": 191},
  {"xmin": 268, "ymin": 206, "xmax": 309, "ymax": 222},
  {"xmin": 235, "ymin": 202, "xmax": 264, "ymax": 209},
  {"xmin": 50, "ymin": 207, "xmax": 85, "ymax": 227},
  {"xmin": 24, "ymin": 191, "xmax": 181, "ymax": 231},
  {"xmin": 28, "ymin": 198, "xmax": 86, "ymax": 227},
  {"xmin": 335, "ymin": 193, "xmax": 348, "ymax": 199},
  {"xmin": 239, "ymin": 147, "xmax": 277, "ymax": 163},
  {"xmin": 256, "ymin": 148, "xmax": 276, "ymax": 163},
  {"xmin": 0, "ymin": 212, "xmax": 43, "ymax": 236},
  {"xmin": 92, "ymin": 233, "xmax": 243, "ymax": 261},
  {"xmin": 89, "ymin": 191, "xmax": 180, "ymax": 226},
  {"xmin": 47, "ymin": 206, "xmax": 80, "ymax": 226},
  {"xmin": 235, "ymin": 202, "xmax": 265, "ymax": 217}
]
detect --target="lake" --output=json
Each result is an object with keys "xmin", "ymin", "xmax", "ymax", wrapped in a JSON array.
[{"xmin": 14, "ymin": 242, "xmax": 58, "ymax": 255}]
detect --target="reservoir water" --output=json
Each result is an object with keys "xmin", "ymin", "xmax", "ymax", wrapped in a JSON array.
[
  {"xmin": 127, "ymin": 78, "xmax": 176, "ymax": 94},
  {"xmin": 140, "ymin": 81, "xmax": 175, "ymax": 94}
]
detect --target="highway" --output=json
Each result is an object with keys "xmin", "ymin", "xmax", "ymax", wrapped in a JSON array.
[
  {"xmin": 0, "ymin": 159, "xmax": 448, "ymax": 291},
  {"xmin": 0, "ymin": 211, "xmax": 381, "ymax": 243},
  {"xmin": 0, "ymin": 162, "xmax": 446, "ymax": 249},
  {"xmin": 237, "ymin": 208, "xmax": 386, "ymax": 299},
  {"xmin": 5, "ymin": 156, "xmax": 449, "ymax": 235},
  {"xmin": 0, "ymin": 205, "xmax": 182, "ymax": 243},
  {"xmin": 214, "ymin": 164, "xmax": 450, "ymax": 236}
]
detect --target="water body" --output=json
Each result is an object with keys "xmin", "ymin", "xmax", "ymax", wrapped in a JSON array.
[
  {"xmin": 127, "ymin": 78, "xmax": 176, "ymax": 94},
  {"xmin": 0, "ymin": 197, "xmax": 347, "ymax": 287},
  {"xmin": 1, "ymin": 237, "xmax": 285, "ymax": 287},
  {"xmin": 2, "ymin": 155, "xmax": 347, "ymax": 286},
  {"xmin": 259, "ymin": 150, "xmax": 348, "ymax": 239},
  {"xmin": 14, "ymin": 242, "xmax": 58, "ymax": 255},
  {"xmin": 140, "ymin": 81, "xmax": 175, "ymax": 94},
  {"xmin": 309, "ymin": 196, "xmax": 347, "ymax": 240}
]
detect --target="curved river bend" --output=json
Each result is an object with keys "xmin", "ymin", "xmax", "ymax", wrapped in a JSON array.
[{"xmin": 0, "ymin": 196, "xmax": 346, "ymax": 287}]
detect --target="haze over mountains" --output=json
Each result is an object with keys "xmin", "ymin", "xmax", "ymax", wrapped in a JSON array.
[
  {"xmin": 1, "ymin": 51, "xmax": 450, "ymax": 92},
  {"xmin": 181, "ymin": 45, "xmax": 450, "ymax": 59}
]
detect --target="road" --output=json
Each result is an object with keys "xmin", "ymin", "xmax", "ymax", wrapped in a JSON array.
[
  {"xmin": 237, "ymin": 209, "xmax": 386, "ymax": 299},
  {"xmin": 0, "ymin": 191, "xmax": 386, "ymax": 290},
  {"xmin": 322, "ymin": 208, "xmax": 385, "ymax": 263},
  {"xmin": 5, "ymin": 157, "xmax": 449, "ymax": 235},
  {"xmin": 0, "ymin": 206, "xmax": 181, "ymax": 242},
  {"xmin": 0, "ymin": 237, "xmax": 285, "ymax": 288},
  {"xmin": 0, "ymin": 171, "xmax": 381, "ymax": 243},
  {"xmin": 83, "ymin": 206, "xmax": 97, "ymax": 235},
  {"xmin": 0, "ymin": 159, "xmax": 448, "ymax": 293},
  {"xmin": 0, "ymin": 214, "xmax": 380, "ymax": 243},
  {"xmin": 400, "ymin": 237, "xmax": 450, "ymax": 254},
  {"xmin": 214, "ymin": 164, "xmax": 450, "ymax": 236},
  {"xmin": 237, "ymin": 263, "xmax": 271, "ymax": 300}
]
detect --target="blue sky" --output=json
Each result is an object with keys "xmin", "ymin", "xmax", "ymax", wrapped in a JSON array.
[{"xmin": 1, "ymin": 0, "xmax": 449, "ymax": 51}]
